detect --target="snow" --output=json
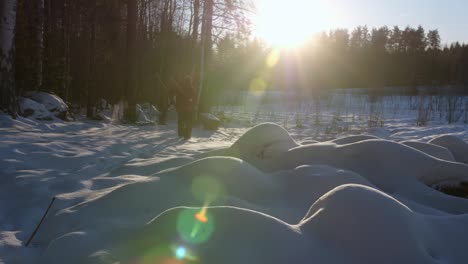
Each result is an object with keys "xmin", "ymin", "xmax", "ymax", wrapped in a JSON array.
[
  {"xmin": 136, "ymin": 103, "xmax": 160, "ymax": 124},
  {"xmin": 1, "ymin": 106, "xmax": 468, "ymax": 263},
  {"xmin": 28, "ymin": 92, "xmax": 68, "ymax": 113},
  {"xmin": 18, "ymin": 97, "xmax": 53, "ymax": 120},
  {"xmin": 401, "ymin": 140, "xmax": 456, "ymax": 161},
  {"xmin": 429, "ymin": 135, "xmax": 468, "ymax": 164}
]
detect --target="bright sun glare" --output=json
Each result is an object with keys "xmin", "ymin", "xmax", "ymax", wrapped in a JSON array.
[{"xmin": 253, "ymin": 0, "xmax": 336, "ymax": 48}]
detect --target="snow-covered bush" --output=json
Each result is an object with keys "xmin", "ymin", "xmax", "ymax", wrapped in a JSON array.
[
  {"xmin": 136, "ymin": 103, "xmax": 160, "ymax": 124},
  {"xmin": 27, "ymin": 91, "xmax": 69, "ymax": 120},
  {"xmin": 201, "ymin": 113, "xmax": 221, "ymax": 130},
  {"xmin": 18, "ymin": 97, "xmax": 53, "ymax": 120}
]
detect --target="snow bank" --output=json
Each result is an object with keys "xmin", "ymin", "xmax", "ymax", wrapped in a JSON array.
[
  {"xmin": 42, "ymin": 185, "xmax": 468, "ymax": 264},
  {"xmin": 17, "ymin": 91, "xmax": 70, "ymax": 120},
  {"xmin": 402, "ymin": 140, "xmax": 455, "ymax": 161},
  {"xmin": 300, "ymin": 139, "xmax": 318, "ymax": 145},
  {"xmin": 29, "ymin": 92, "xmax": 68, "ymax": 113},
  {"xmin": 301, "ymin": 184, "xmax": 468, "ymax": 264},
  {"xmin": 35, "ymin": 157, "xmax": 277, "ymax": 247},
  {"xmin": 329, "ymin": 134, "xmax": 379, "ymax": 145},
  {"xmin": 201, "ymin": 113, "xmax": 221, "ymax": 130},
  {"xmin": 429, "ymin": 135, "xmax": 468, "ymax": 164},
  {"xmin": 224, "ymin": 123, "xmax": 298, "ymax": 167},
  {"xmin": 136, "ymin": 103, "xmax": 160, "ymax": 124},
  {"xmin": 221, "ymin": 130, "xmax": 468, "ymax": 213},
  {"xmin": 3, "ymin": 121, "xmax": 468, "ymax": 263},
  {"xmin": 367, "ymin": 127, "xmax": 392, "ymax": 138},
  {"xmin": 18, "ymin": 97, "xmax": 53, "ymax": 120}
]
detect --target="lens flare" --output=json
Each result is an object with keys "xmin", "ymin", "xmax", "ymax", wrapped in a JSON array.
[
  {"xmin": 249, "ymin": 78, "xmax": 267, "ymax": 94},
  {"xmin": 191, "ymin": 175, "xmax": 224, "ymax": 203},
  {"xmin": 137, "ymin": 244, "xmax": 186, "ymax": 264},
  {"xmin": 266, "ymin": 48, "xmax": 280, "ymax": 68},
  {"xmin": 195, "ymin": 207, "xmax": 208, "ymax": 223},
  {"xmin": 175, "ymin": 247, "xmax": 186, "ymax": 260},
  {"xmin": 177, "ymin": 208, "xmax": 215, "ymax": 244}
]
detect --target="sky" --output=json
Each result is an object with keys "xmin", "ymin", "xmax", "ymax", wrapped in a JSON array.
[{"xmin": 252, "ymin": 0, "xmax": 468, "ymax": 46}]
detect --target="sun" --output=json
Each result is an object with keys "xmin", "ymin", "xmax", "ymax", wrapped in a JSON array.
[{"xmin": 252, "ymin": 0, "xmax": 336, "ymax": 48}]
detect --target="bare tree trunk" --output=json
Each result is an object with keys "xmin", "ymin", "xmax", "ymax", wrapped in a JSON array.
[
  {"xmin": 63, "ymin": 0, "xmax": 71, "ymax": 102},
  {"xmin": 0, "ymin": 0, "xmax": 18, "ymax": 117},
  {"xmin": 191, "ymin": 0, "xmax": 199, "ymax": 45},
  {"xmin": 124, "ymin": 0, "xmax": 137, "ymax": 122},
  {"xmin": 86, "ymin": 0, "xmax": 96, "ymax": 118},
  {"xmin": 33, "ymin": 0, "xmax": 44, "ymax": 90},
  {"xmin": 195, "ymin": 0, "xmax": 212, "ymax": 115},
  {"xmin": 42, "ymin": 0, "xmax": 53, "ymax": 91}
]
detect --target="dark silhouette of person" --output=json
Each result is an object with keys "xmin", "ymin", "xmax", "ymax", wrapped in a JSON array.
[{"xmin": 173, "ymin": 75, "xmax": 195, "ymax": 139}]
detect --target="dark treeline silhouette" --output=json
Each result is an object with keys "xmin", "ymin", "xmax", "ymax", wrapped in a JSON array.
[
  {"xmin": 291, "ymin": 26, "xmax": 468, "ymax": 93},
  {"xmin": 2, "ymin": 0, "xmax": 468, "ymax": 119},
  {"xmin": 2, "ymin": 0, "xmax": 252, "ymax": 119},
  {"xmin": 209, "ymin": 25, "xmax": 468, "ymax": 104}
]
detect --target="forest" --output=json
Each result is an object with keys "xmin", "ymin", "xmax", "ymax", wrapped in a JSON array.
[
  {"xmin": 1, "ymin": 0, "xmax": 468, "ymax": 121},
  {"xmin": 3, "ymin": 2, "xmax": 468, "ymax": 263}
]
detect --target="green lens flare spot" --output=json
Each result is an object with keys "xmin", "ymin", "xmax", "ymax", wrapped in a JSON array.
[
  {"xmin": 266, "ymin": 48, "xmax": 280, "ymax": 68},
  {"xmin": 191, "ymin": 175, "xmax": 224, "ymax": 203},
  {"xmin": 177, "ymin": 208, "xmax": 215, "ymax": 245},
  {"xmin": 249, "ymin": 78, "xmax": 267, "ymax": 94}
]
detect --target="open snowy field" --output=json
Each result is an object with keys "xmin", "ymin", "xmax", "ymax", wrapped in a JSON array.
[{"xmin": 1, "ymin": 107, "xmax": 468, "ymax": 263}]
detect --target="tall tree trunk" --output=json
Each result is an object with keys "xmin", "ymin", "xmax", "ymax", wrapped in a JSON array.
[
  {"xmin": 195, "ymin": 0, "xmax": 213, "ymax": 115},
  {"xmin": 191, "ymin": 0, "xmax": 199, "ymax": 45},
  {"xmin": 86, "ymin": 0, "xmax": 96, "ymax": 118},
  {"xmin": 190, "ymin": 0, "xmax": 200, "ymax": 68},
  {"xmin": 42, "ymin": 0, "xmax": 52, "ymax": 90},
  {"xmin": 33, "ymin": 0, "xmax": 44, "ymax": 90},
  {"xmin": 201, "ymin": 0, "xmax": 213, "ymax": 62},
  {"xmin": 0, "ymin": 0, "xmax": 18, "ymax": 117},
  {"xmin": 63, "ymin": 0, "xmax": 71, "ymax": 102},
  {"xmin": 124, "ymin": 0, "xmax": 137, "ymax": 122}
]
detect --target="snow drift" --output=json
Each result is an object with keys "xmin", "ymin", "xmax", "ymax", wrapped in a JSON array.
[
  {"xmin": 6, "ymin": 122, "xmax": 468, "ymax": 263},
  {"xmin": 429, "ymin": 135, "xmax": 468, "ymax": 164}
]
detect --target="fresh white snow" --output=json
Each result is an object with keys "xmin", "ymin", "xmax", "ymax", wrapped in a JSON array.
[
  {"xmin": 28, "ymin": 92, "xmax": 68, "ymax": 113},
  {"xmin": 1, "ymin": 105, "xmax": 468, "ymax": 263}
]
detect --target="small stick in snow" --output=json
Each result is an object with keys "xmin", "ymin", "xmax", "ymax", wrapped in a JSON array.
[{"xmin": 25, "ymin": 196, "xmax": 56, "ymax": 247}]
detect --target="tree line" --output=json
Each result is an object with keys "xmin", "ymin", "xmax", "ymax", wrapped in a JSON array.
[
  {"xmin": 2, "ymin": 2, "xmax": 468, "ymax": 120},
  {"xmin": 212, "ymin": 26, "xmax": 468, "ymax": 101},
  {"xmin": 1, "ymin": 0, "xmax": 252, "ymax": 120},
  {"xmin": 294, "ymin": 25, "xmax": 468, "ymax": 93}
]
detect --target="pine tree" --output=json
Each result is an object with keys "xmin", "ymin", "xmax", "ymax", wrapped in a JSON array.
[{"xmin": 1, "ymin": 0, "xmax": 18, "ymax": 117}]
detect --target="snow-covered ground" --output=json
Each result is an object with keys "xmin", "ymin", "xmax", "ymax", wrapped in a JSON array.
[{"xmin": 1, "ymin": 101, "xmax": 468, "ymax": 263}]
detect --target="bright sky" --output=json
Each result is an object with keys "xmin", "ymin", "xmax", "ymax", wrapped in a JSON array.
[{"xmin": 252, "ymin": 0, "xmax": 468, "ymax": 47}]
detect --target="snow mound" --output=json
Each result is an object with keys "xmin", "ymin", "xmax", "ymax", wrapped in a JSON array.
[
  {"xmin": 201, "ymin": 113, "xmax": 221, "ymax": 130},
  {"xmin": 367, "ymin": 127, "xmax": 392, "ymax": 138},
  {"xmin": 224, "ymin": 123, "xmax": 298, "ymax": 168},
  {"xmin": 429, "ymin": 135, "xmax": 468, "ymax": 164},
  {"xmin": 329, "ymin": 134, "xmax": 379, "ymax": 145},
  {"xmin": 136, "ymin": 103, "xmax": 160, "ymax": 123},
  {"xmin": 219, "ymin": 128, "xmax": 468, "ymax": 213},
  {"xmin": 271, "ymin": 165, "xmax": 375, "ymax": 221},
  {"xmin": 11, "ymin": 122, "xmax": 468, "ymax": 263},
  {"xmin": 300, "ymin": 184, "xmax": 468, "ymax": 264},
  {"xmin": 118, "ymin": 205, "xmax": 344, "ymax": 264},
  {"xmin": 300, "ymin": 139, "xmax": 318, "ymax": 145},
  {"xmin": 402, "ymin": 140, "xmax": 455, "ymax": 161},
  {"xmin": 43, "ymin": 186, "xmax": 468, "ymax": 264},
  {"xmin": 237, "ymin": 138, "xmax": 468, "ymax": 187},
  {"xmin": 36, "ymin": 157, "xmax": 277, "ymax": 246},
  {"xmin": 18, "ymin": 97, "xmax": 53, "ymax": 120},
  {"xmin": 29, "ymin": 91, "xmax": 68, "ymax": 113}
]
